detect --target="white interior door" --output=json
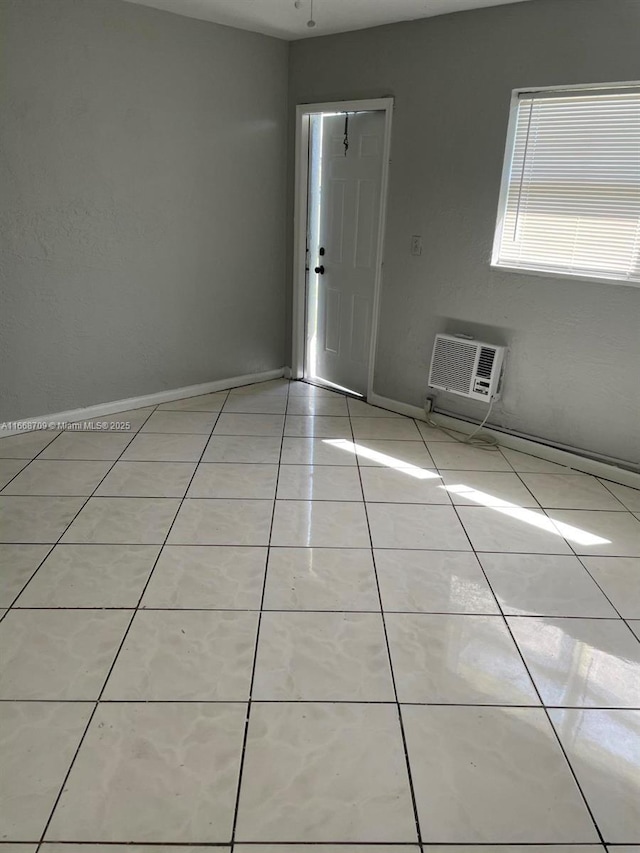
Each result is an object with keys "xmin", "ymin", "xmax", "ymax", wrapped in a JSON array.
[{"xmin": 305, "ymin": 110, "xmax": 385, "ymax": 396}]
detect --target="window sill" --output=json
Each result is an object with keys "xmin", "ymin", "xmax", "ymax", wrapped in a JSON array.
[{"xmin": 490, "ymin": 262, "xmax": 640, "ymax": 289}]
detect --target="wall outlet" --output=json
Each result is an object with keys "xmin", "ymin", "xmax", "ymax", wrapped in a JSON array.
[{"xmin": 411, "ymin": 235, "xmax": 423, "ymax": 256}]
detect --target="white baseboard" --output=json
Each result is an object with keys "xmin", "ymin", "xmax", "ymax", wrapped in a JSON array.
[
  {"xmin": 367, "ymin": 391, "xmax": 640, "ymax": 489},
  {"xmin": 0, "ymin": 368, "xmax": 285, "ymax": 438}
]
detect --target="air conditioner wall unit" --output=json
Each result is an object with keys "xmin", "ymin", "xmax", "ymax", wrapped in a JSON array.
[{"xmin": 428, "ymin": 333, "xmax": 506, "ymax": 402}]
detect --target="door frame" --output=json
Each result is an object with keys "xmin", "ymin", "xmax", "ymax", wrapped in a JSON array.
[{"xmin": 291, "ymin": 97, "xmax": 394, "ymax": 398}]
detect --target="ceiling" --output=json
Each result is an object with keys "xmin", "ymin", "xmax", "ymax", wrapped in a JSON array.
[{"xmin": 121, "ymin": 0, "xmax": 533, "ymax": 41}]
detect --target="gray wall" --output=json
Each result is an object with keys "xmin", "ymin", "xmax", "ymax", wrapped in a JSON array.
[
  {"xmin": 0, "ymin": 0, "xmax": 288, "ymax": 420},
  {"xmin": 289, "ymin": 0, "xmax": 640, "ymax": 465}
]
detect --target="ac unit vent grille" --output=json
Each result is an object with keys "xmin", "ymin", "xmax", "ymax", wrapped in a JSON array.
[
  {"xmin": 477, "ymin": 347, "xmax": 496, "ymax": 379},
  {"xmin": 430, "ymin": 338, "xmax": 476, "ymax": 394}
]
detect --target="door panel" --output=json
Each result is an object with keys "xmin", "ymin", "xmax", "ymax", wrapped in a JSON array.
[
  {"xmin": 349, "ymin": 292, "xmax": 372, "ymax": 365},
  {"xmin": 305, "ymin": 110, "xmax": 385, "ymax": 396},
  {"xmin": 327, "ymin": 180, "xmax": 346, "ymax": 264},
  {"xmin": 354, "ymin": 179, "xmax": 376, "ymax": 269},
  {"xmin": 324, "ymin": 288, "xmax": 341, "ymax": 355}
]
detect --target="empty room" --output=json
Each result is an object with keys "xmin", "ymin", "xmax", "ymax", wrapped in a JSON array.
[{"xmin": 1, "ymin": 0, "xmax": 639, "ymax": 849}]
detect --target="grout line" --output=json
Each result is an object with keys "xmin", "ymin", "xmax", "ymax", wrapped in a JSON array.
[
  {"xmin": 2, "ymin": 699, "xmax": 639, "ymax": 710},
  {"xmin": 5, "ymin": 606, "xmax": 637, "ymax": 621},
  {"xmin": 0, "ymin": 839, "xmax": 608, "ymax": 853},
  {"xmin": 228, "ymin": 381, "xmax": 291, "ymax": 852},
  {"xmin": 2, "ymin": 541, "xmax": 637, "ymax": 557},
  {"xmin": 33, "ymin": 394, "xmax": 233, "ymax": 848},
  {"xmin": 5, "ymin": 408, "xmax": 161, "ymax": 612},
  {"xmin": 2, "ymin": 384, "xmax": 636, "ymax": 846},
  {"xmin": 350, "ymin": 407, "xmax": 423, "ymax": 847},
  {"xmin": 448, "ymin": 504, "xmax": 608, "ymax": 846},
  {"xmin": 411, "ymin": 417, "xmax": 610, "ymax": 847}
]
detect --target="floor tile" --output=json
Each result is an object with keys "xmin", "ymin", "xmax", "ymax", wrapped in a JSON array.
[
  {"xmin": 415, "ymin": 420, "xmax": 465, "ymax": 442},
  {"xmin": 140, "ymin": 411, "xmax": 218, "ymax": 434},
  {"xmin": 509, "ymin": 617, "xmax": 640, "ymax": 708},
  {"xmin": 287, "ymin": 396, "xmax": 349, "ymax": 416},
  {"xmin": 235, "ymin": 702, "xmax": 417, "ymax": 842},
  {"xmin": 202, "ymin": 435, "xmax": 282, "ymax": 463},
  {"xmin": 263, "ymin": 547, "xmax": 379, "ymax": 611},
  {"xmin": 2, "ymin": 460, "xmax": 112, "ymax": 496},
  {"xmin": 213, "ymin": 413, "xmax": 285, "ymax": 436},
  {"xmin": 479, "ymin": 553, "xmax": 618, "ymax": 617},
  {"xmin": 457, "ymin": 506, "xmax": 572, "ymax": 554},
  {"xmin": 598, "ymin": 479, "xmax": 640, "ymax": 512},
  {"xmin": 284, "ymin": 416, "xmax": 352, "ymax": 438},
  {"xmin": 427, "ymin": 443, "xmax": 513, "ymax": 471},
  {"xmin": 276, "ymin": 465, "xmax": 362, "ymax": 501},
  {"xmin": 140, "ymin": 545, "xmax": 266, "ymax": 609},
  {"xmin": 439, "ymin": 471, "xmax": 540, "ymax": 507},
  {"xmin": 0, "ymin": 458, "xmax": 28, "ymax": 488},
  {"xmin": 70, "ymin": 406, "xmax": 155, "ymax": 432},
  {"xmin": 0, "ymin": 544, "xmax": 51, "ymax": 605},
  {"xmin": 168, "ymin": 498, "xmax": 273, "ymax": 545},
  {"xmin": 271, "ymin": 500, "xmax": 369, "ymax": 547},
  {"xmin": 120, "ymin": 433, "xmax": 208, "ymax": 462},
  {"xmin": 287, "ymin": 383, "xmax": 337, "ymax": 397},
  {"xmin": 351, "ymin": 417, "xmax": 422, "ymax": 440},
  {"xmin": 61, "ymin": 498, "xmax": 180, "ymax": 544},
  {"xmin": 158, "ymin": 391, "xmax": 228, "ymax": 411},
  {"xmin": 187, "ymin": 463, "xmax": 278, "ymax": 499},
  {"xmin": 253, "ymin": 612, "xmax": 393, "ymax": 700},
  {"xmin": 0, "ymin": 430, "xmax": 60, "ymax": 459},
  {"xmin": 280, "ymin": 437, "xmax": 357, "ymax": 466},
  {"xmin": 45, "ymin": 702, "xmax": 246, "ymax": 842},
  {"xmin": 367, "ymin": 503, "xmax": 470, "ymax": 550},
  {"xmin": 95, "ymin": 461, "xmax": 196, "ymax": 497},
  {"xmin": 386, "ymin": 613, "xmax": 537, "ymax": 704},
  {"xmin": 42, "ymin": 847, "xmax": 224, "ymax": 853},
  {"xmin": 0, "ymin": 609, "xmax": 130, "ymax": 699},
  {"xmin": 520, "ymin": 474, "xmax": 627, "ymax": 511},
  {"xmin": 39, "ymin": 432, "xmax": 132, "ymax": 460},
  {"xmin": 421, "ymin": 848, "xmax": 601, "ymax": 853},
  {"xmin": 500, "ymin": 448, "xmax": 573, "ymax": 473},
  {"xmin": 581, "ymin": 557, "xmax": 640, "ymax": 618},
  {"xmin": 237, "ymin": 847, "xmax": 417, "ymax": 853},
  {"xmin": 360, "ymin": 466, "xmax": 449, "ymax": 504},
  {"xmin": 230, "ymin": 379, "xmax": 289, "ymax": 396},
  {"xmin": 0, "ymin": 702, "xmax": 93, "ymax": 840},
  {"xmin": 550, "ymin": 510, "xmax": 640, "ymax": 557},
  {"xmin": 403, "ymin": 705, "xmax": 598, "ymax": 843},
  {"xmin": 222, "ymin": 395, "xmax": 287, "ymax": 414},
  {"xmin": 3, "ymin": 379, "xmax": 637, "ymax": 848},
  {"xmin": 350, "ymin": 438, "xmax": 435, "ymax": 469},
  {"xmin": 14, "ymin": 544, "xmax": 159, "ymax": 608},
  {"xmin": 375, "ymin": 549, "xmax": 498, "ymax": 613},
  {"xmin": 347, "ymin": 399, "xmax": 402, "ymax": 418},
  {"xmin": 549, "ymin": 707, "xmax": 640, "ymax": 843},
  {"xmin": 0, "ymin": 496, "xmax": 85, "ymax": 543},
  {"xmin": 103, "ymin": 610, "xmax": 258, "ymax": 700}
]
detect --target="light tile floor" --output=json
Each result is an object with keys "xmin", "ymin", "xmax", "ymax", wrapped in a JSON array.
[{"xmin": 1, "ymin": 378, "xmax": 639, "ymax": 851}]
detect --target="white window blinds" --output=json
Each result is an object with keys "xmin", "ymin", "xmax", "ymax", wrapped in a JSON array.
[{"xmin": 492, "ymin": 86, "xmax": 640, "ymax": 284}]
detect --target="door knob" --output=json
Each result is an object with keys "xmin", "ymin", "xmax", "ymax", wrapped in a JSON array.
[{"xmin": 314, "ymin": 265, "xmax": 325, "ymax": 275}]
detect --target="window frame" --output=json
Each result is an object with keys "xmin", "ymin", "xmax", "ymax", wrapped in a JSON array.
[{"xmin": 491, "ymin": 81, "xmax": 640, "ymax": 289}]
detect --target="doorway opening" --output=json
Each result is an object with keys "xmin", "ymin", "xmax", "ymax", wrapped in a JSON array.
[{"xmin": 292, "ymin": 99, "xmax": 393, "ymax": 399}]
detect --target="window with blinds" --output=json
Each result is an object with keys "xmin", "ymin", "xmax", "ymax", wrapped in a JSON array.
[{"xmin": 492, "ymin": 85, "xmax": 640, "ymax": 285}]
